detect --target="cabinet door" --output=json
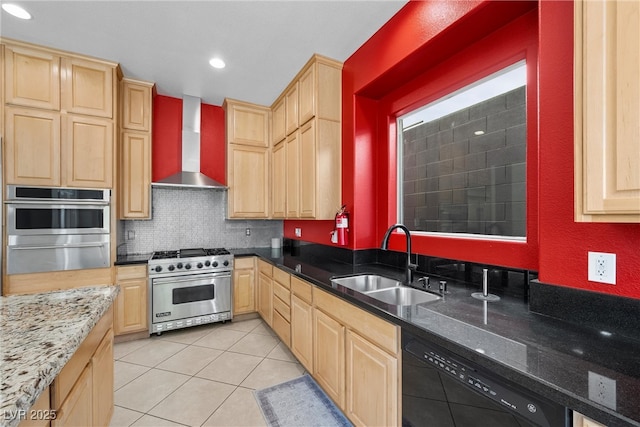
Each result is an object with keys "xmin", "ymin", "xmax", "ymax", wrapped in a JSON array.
[
  {"xmin": 62, "ymin": 57, "xmax": 114, "ymax": 118},
  {"xmin": 233, "ymin": 267, "xmax": 256, "ymax": 315},
  {"xmin": 115, "ymin": 278, "xmax": 148, "ymax": 335},
  {"xmin": 120, "ymin": 131, "xmax": 151, "ymax": 218},
  {"xmin": 52, "ymin": 364, "xmax": 92, "ymax": 427},
  {"xmin": 122, "ymin": 80, "xmax": 152, "ymax": 131},
  {"xmin": 257, "ymin": 272, "xmax": 272, "ymax": 326},
  {"xmin": 4, "ymin": 45, "xmax": 60, "ymax": 110},
  {"xmin": 299, "ymin": 120, "xmax": 316, "ymax": 218},
  {"xmin": 345, "ymin": 330, "xmax": 398, "ymax": 427},
  {"xmin": 291, "ymin": 294, "xmax": 313, "ymax": 373},
  {"xmin": 298, "ymin": 64, "xmax": 315, "ymax": 125},
  {"xmin": 5, "ymin": 107, "xmax": 61, "ymax": 186},
  {"xmin": 573, "ymin": 412, "xmax": 607, "ymax": 427},
  {"xmin": 575, "ymin": 0, "xmax": 640, "ymax": 221},
  {"xmin": 227, "ymin": 144, "xmax": 270, "ymax": 218},
  {"xmin": 64, "ymin": 115, "xmax": 113, "ymax": 188},
  {"xmin": 92, "ymin": 330, "xmax": 114, "ymax": 427},
  {"xmin": 286, "ymin": 132, "xmax": 300, "ymax": 218},
  {"xmin": 272, "ymin": 141, "xmax": 286, "ymax": 218},
  {"xmin": 272, "ymin": 97, "xmax": 286, "ymax": 144},
  {"xmin": 313, "ymin": 309, "xmax": 345, "ymax": 409},
  {"xmin": 226, "ymin": 101, "xmax": 269, "ymax": 147},
  {"xmin": 285, "ymin": 83, "xmax": 298, "ymax": 136}
]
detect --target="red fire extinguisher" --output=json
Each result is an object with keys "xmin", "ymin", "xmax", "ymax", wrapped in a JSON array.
[{"xmin": 333, "ymin": 205, "xmax": 349, "ymax": 246}]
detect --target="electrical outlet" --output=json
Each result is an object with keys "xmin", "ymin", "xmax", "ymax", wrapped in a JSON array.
[
  {"xmin": 245, "ymin": 228, "xmax": 251, "ymax": 236},
  {"xmin": 127, "ymin": 230, "xmax": 135, "ymax": 240},
  {"xmin": 295, "ymin": 228, "xmax": 302, "ymax": 237},
  {"xmin": 588, "ymin": 371, "xmax": 617, "ymax": 410},
  {"xmin": 588, "ymin": 252, "xmax": 616, "ymax": 285}
]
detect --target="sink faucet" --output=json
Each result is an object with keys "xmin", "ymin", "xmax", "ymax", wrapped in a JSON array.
[{"xmin": 381, "ymin": 224, "xmax": 417, "ymax": 285}]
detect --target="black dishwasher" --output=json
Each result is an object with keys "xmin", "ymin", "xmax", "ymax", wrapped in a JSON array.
[{"xmin": 402, "ymin": 331, "xmax": 570, "ymax": 427}]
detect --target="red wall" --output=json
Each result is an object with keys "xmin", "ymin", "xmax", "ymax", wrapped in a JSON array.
[
  {"xmin": 152, "ymin": 95, "xmax": 226, "ymax": 184},
  {"xmin": 283, "ymin": 1, "xmax": 640, "ymax": 299}
]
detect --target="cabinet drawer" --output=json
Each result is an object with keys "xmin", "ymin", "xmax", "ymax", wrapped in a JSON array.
[
  {"xmin": 273, "ymin": 294, "xmax": 291, "ymax": 322},
  {"xmin": 116, "ymin": 265, "xmax": 147, "ymax": 281},
  {"xmin": 272, "ymin": 309, "xmax": 291, "ymax": 347},
  {"xmin": 291, "ymin": 275, "xmax": 313, "ymax": 304},
  {"xmin": 257, "ymin": 259, "xmax": 273, "ymax": 277},
  {"xmin": 234, "ymin": 257, "xmax": 255, "ymax": 270},
  {"xmin": 273, "ymin": 281, "xmax": 291, "ymax": 307},
  {"xmin": 273, "ymin": 268, "xmax": 290, "ymax": 288}
]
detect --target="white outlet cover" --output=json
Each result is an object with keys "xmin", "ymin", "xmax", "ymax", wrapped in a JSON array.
[
  {"xmin": 295, "ymin": 228, "xmax": 302, "ymax": 237},
  {"xmin": 588, "ymin": 252, "xmax": 616, "ymax": 285}
]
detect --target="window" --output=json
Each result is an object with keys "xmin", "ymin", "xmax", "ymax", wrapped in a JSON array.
[{"xmin": 397, "ymin": 62, "xmax": 527, "ymax": 239}]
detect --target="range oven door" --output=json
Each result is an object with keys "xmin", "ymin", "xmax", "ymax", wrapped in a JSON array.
[{"xmin": 151, "ymin": 272, "xmax": 231, "ymax": 325}]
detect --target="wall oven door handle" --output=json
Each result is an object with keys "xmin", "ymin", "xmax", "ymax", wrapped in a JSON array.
[
  {"xmin": 11, "ymin": 242, "xmax": 107, "ymax": 250},
  {"xmin": 4, "ymin": 200, "xmax": 109, "ymax": 206}
]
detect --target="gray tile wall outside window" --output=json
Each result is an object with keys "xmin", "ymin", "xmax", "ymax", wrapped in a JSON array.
[
  {"xmin": 402, "ymin": 87, "xmax": 526, "ymax": 237},
  {"xmin": 121, "ymin": 187, "xmax": 283, "ymax": 253}
]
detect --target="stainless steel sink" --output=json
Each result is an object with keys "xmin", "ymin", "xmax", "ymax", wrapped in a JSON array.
[
  {"xmin": 364, "ymin": 286, "xmax": 441, "ymax": 306},
  {"xmin": 331, "ymin": 274, "xmax": 440, "ymax": 306},
  {"xmin": 331, "ymin": 274, "xmax": 402, "ymax": 293}
]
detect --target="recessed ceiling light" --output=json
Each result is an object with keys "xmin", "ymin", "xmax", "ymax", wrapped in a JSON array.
[
  {"xmin": 209, "ymin": 58, "xmax": 225, "ymax": 69},
  {"xmin": 2, "ymin": 3, "xmax": 32, "ymax": 19}
]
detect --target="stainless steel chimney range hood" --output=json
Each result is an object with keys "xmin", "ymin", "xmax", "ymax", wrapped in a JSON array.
[{"xmin": 152, "ymin": 95, "xmax": 227, "ymax": 189}]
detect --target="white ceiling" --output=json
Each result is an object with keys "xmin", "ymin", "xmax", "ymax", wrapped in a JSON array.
[{"xmin": 0, "ymin": 0, "xmax": 407, "ymax": 106}]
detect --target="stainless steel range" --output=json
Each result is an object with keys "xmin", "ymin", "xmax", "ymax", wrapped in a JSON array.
[{"xmin": 149, "ymin": 248, "xmax": 233, "ymax": 334}]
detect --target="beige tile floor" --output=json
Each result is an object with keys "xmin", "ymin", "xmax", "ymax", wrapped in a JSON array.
[{"xmin": 110, "ymin": 318, "xmax": 306, "ymax": 427}]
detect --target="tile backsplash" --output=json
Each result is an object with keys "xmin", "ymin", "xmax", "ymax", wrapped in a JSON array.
[{"xmin": 118, "ymin": 187, "xmax": 282, "ymax": 253}]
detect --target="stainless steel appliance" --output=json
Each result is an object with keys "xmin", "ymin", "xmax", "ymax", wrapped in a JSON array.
[
  {"xmin": 5, "ymin": 185, "xmax": 111, "ymax": 274},
  {"xmin": 402, "ymin": 330, "xmax": 570, "ymax": 427},
  {"xmin": 149, "ymin": 248, "xmax": 233, "ymax": 334}
]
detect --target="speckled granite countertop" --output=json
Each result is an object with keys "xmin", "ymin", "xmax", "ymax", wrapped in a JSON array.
[
  {"xmin": 0, "ymin": 286, "xmax": 119, "ymax": 427},
  {"xmin": 232, "ymin": 248, "xmax": 640, "ymax": 427}
]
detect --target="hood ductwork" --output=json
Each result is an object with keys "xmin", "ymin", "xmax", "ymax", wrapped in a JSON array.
[{"xmin": 152, "ymin": 95, "xmax": 227, "ymax": 189}]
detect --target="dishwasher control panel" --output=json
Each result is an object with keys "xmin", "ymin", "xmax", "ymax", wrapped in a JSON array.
[{"xmin": 404, "ymin": 334, "xmax": 567, "ymax": 427}]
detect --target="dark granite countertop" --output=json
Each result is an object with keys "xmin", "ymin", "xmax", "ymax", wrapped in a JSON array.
[
  {"xmin": 231, "ymin": 247, "xmax": 640, "ymax": 427},
  {"xmin": 115, "ymin": 252, "xmax": 152, "ymax": 265}
]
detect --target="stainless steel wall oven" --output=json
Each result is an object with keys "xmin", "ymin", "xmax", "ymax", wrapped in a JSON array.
[{"xmin": 5, "ymin": 185, "xmax": 110, "ymax": 274}]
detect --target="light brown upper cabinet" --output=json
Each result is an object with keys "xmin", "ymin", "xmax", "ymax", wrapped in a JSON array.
[
  {"xmin": 272, "ymin": 141, "xmax": 287, "ymax": 218},
  {"xmin": 64, "ymin": 114, "xmax": 113, "ymax": 188},
  {"xmin": 2, "ymin": 40, "xmax": 119, "ymax": 189},
  {"xmin": 225, "ymin": 99, "xmax": 269, "ymax": 147},
  {"xmin": 285, "ymin": 83, "xmax": 298, "ymax": 136},
  {"xmin": 575, "ymin": 0, "xmax": 640, "ymax": 222},
  {"xmin": 122, "ymin": 79, "xmax": 153, "ymax": 131},
  {"xmin": 224, "ymin": 99, "xmax": 271, "ymax": 218},
  {"xmin": 119, "ymin": 78, "xmax": 155, "ymax": 219},
  {"xmin": 5, "ymin": 107, "xmax": 61, "ymax": 186},
  {"xmin": 62, "ymin": 57, "xmax": 114, "ymax": 118},
  {"xmin": 269, "ymin": 54, "xmax": 342, "ymax": 220},
  {"xmin": 272, "ymin": 97, "xmax": 286, "ymax": 144},
  {"xmin": 4, "ymin": 44, "xmax": 61, "ymax": 110}
]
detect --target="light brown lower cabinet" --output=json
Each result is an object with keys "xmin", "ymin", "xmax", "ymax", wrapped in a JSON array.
[
  {"xmin": 257, "ymin": 260, "xmax": 273, "ymax": 326},
  {"xmin": 114, "ymin": 265, "xmax": 148, "ymax": 335},
  {"xmin": 233, "ymin": 257, "xmax": 256, "ymax": 315},
  {"xmin": 345, "ymin": 330, "xmax": 398, "ymax": 426},
  {"xmin": 313, "ymin": 308, "xmax": 346, "ymax": 409},
  {"xmin": 290, "ymin": 292, "xmax": 313, "ymax": 372},
  {"xmin": 52, "ymin": 307, "xmax": 114, "ymax": 427},
  {"xmin": 573, "ymin": 412, "xmax": 607, "ymax": 427}
]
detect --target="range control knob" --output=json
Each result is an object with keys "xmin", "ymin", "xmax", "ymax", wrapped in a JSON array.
[
  {"xmin": 223, "ymin": 260, "xmax": 229, "ymax": 267},
  {"xmin": 185, "ymin": 264, "xmax": 192, "ymax": 270},
  {"xmin": 168, "ymin": 265, "xmax": 175, "ymax": 271},
  {"xmin": 154, "ymin": 266, "xmax": 162, "ymax": 272},
  {"xmin": 212, "ymin": 261, "xmax": 219, "ymax": 267},
  {"xmin": 197, "ymin": 263, "xmax": 203, "ymax": 269},
  {"xmin": 177, "ymin": 263, "xmax": 183, "ymax": 269},
  {"xmin": 205, "ymin": 261, "xmax": 211, "ymax": 267}
]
